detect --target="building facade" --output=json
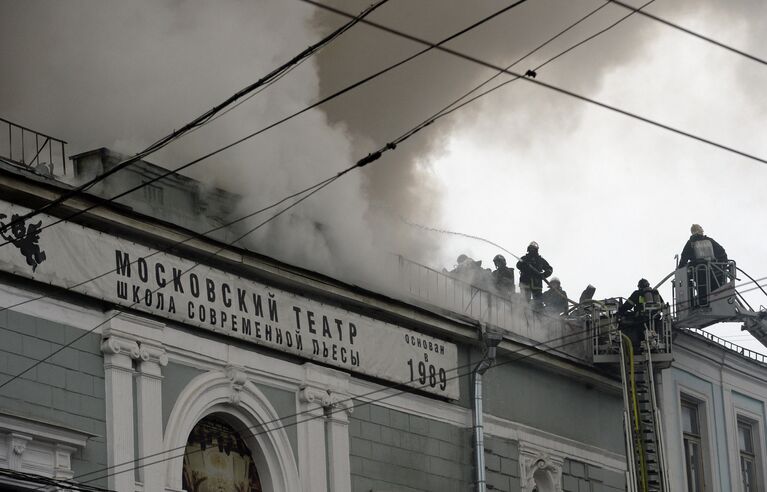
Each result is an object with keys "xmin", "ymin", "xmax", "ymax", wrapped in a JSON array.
[
  {"xmin": 660, "ymin": 328, "xmax": 767, "ymax": 492},
  {"xmin": 0, "ymin": 147, "xmax": 763, "ymax": 492}
]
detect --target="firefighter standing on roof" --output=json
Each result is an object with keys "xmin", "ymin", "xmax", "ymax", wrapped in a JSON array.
[
  {"xmin": 516, "ymin": 241, "xmax": 552, "ymax": 304},
  {"xmin": 491, "ymin": 254, "xmax": 515, "ymax": 298},
  {"xmin": 542, "ymin": 277, "xmax": 568, "ymax": 314}
]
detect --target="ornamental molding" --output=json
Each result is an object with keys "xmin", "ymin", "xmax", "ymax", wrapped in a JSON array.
[
  {"xmin": 225, "ymin": 365, "xmax": 248, "ymax": 405},
  {"xmin": 299, "ymin": 363, "xmax": 352, "ymax": 414},
  {"xmin": 100, "ymin": 335, "xmax": 140, "ymax": 359},
  {"xmin": 299, "ymin": 387, "xmax": 332, "ymax": 407},
  {"xmin": 10, "ymin": 434, "xmax": 30, "ymax": 456},
  {"xmin": 326, "ymin": 392, "xmax": 354, "ymax": 416},
  {"xmin": 162, "ymin": 370, "xmax": 301, "ymax": 491},
  {"xmin": 519, "ymin": 442, "xmax": 565, "ymax": 492},
  {"xmin": 299, "ymin": 386, "xmax": 353, "ymax": 416},
  {"xmin": 139, "ymin": 343, "xmax": 169, "ymax": 367}
]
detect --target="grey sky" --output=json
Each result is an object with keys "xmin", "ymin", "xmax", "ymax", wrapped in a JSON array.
[{"xmin": 1, "ymin": 0, "xmax": 765, "ymax": 352}]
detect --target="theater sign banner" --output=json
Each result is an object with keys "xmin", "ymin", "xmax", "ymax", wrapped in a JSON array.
[{"xmin": 0, "ymin": 200, "xmax": 459, "ymax": 399}]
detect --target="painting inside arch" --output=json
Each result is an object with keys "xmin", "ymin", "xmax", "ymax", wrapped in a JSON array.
[{"xmin": 182, "ymin": 415, "xmax": 263, "ymax": 492}]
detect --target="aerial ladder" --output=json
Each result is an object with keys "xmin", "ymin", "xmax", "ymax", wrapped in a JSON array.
[
  {"xmin": 588, "ymin": 299, "xmax": 673, "ymax": 492},
  {"xmin": 585, "ymin": 258, "xmax": 767, "ymax": 491},
  {"xmin": 671, "ymin": 259, "xmax": 767, "ymax": 348}
]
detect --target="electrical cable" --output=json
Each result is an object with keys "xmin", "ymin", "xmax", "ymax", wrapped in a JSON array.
[
  {"xmin": 303, "ymin": 0, "xmax": 767, "ymax": 167},
  {"xmin": 0, "ymin": 467, "xmax": 114, "ymax": 492},
  {"xmin": 0, "ymin": 4, "xmax": 764, "ymax": 484},
  {"xmin": 72, "ymin": 317, "xmax": 615, "ymax": 487},
  {"xmin": 345, "ymin": 0, "xmax": 656, "ymax": 154},
  {"xmin": 0, "ymin": 0, "xmax": 537, "ymax": 391},
  {"xmin": 0, "ymin": 0, "xmax": 390, "ymax": 244},
  {"xmin": 380, "ymin": 206, "xmax": 767, "ymax": 317},
  {"xmin": 737, "ymin": 266, "xmax": 767, "ymax": 300},
  {"xmin": 0, "ymin": 0, "xmax": 754, "ymax": 344},
  {"xmin": 533, "ymin": 0, "xmax": 656, "ymax": 74},
  {"xmin": 37, "ymin": 277, "xmax": 767, "ymax": 483},
  {"xmin": 608, "ymin": 0, "xmax": 767, "ymax": 68},
  {"xmin": 0, "ymin": 0, "xmax": 532, "ymax": 251},
  {"xmin": 378, "ymin": 0, "xmax": 616, "ymax": 134},
  {"xmin": 0, "ymin": 174, "xmax": 340, "ymax": 391}
]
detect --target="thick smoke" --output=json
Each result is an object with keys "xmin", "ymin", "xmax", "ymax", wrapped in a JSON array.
[
  {"xmin": 309, "ymin": 0, "xmax": 682, "ymax": 269},
  {"xmin": 2, "ymin": 0, "xmax": 766, "ymax": 318},
  {"xmin": 0, "ymin": 0, "xmax": 383, "ymax": 285}
]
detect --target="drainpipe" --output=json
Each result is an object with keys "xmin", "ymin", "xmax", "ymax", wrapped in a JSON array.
[{"xmin": 473, "ymin": 325, "xmax": 504, "ymax": 492}]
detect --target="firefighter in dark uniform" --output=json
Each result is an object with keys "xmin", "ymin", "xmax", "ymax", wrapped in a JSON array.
[
  {"xmin": 541, "ymin": 277, "xmax": 568, "ymax": 314},
  {"xmin": 679, "ymin": 224, "xmax": 728, "ymax": 306},
  {"xmin": 491, "ymin": 254, "xmax": 515, "ymax": 298},
  {"xmin": 516, "ymin": 241, "xmax": 553, "ymax": 304},
  {"xmin": 617, "ymin": 278, "xmax": 664, "ymax": 349}
]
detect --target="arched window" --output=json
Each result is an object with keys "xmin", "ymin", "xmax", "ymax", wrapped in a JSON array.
[{"xmin": 182, "ymin": 415, "xmax": 263, "ymax": 492}]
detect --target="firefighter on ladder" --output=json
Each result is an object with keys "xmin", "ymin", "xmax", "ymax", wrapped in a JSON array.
[
  {"xmin": 679, "ymin": 224, "xmax": 728, "ymax": 307},
  {"xmin": 617, "ymin": 279, "xmax": 664, "ymax": 350}
]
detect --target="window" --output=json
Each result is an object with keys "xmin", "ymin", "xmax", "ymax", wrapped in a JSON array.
[
  {"xmin": 738, "ymin": 418, "xmax": 759, "ymax": 492},
  {"xmin": 182, "ymin": 415, "xmax": 262, "ymax": 492},
  {"xmin": 682, "ymin": 398, "xmax": 706, "ymax": 491},
  {"xmin": 142, "ymin": 182, "xmax": 164, "ymax": 206}
]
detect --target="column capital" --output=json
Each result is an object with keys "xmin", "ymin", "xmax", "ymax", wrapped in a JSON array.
[
  {"xmin": 139, "ymin": 344, "xmax": 168, "ymax": 365},
  {"xmin": 299, "ymin": 387, "xmax": 353, "ymax": 418},
  {"xmin": 101, "ymin": 335, "xmax": 140, "ymax": 358},
  {"xmin": 326, "ymin": 392, "xmax": 354, "ymax": 417},
  {"xmin": 299, "ymin": 386, "xmax": 332, "ymax": 407}
]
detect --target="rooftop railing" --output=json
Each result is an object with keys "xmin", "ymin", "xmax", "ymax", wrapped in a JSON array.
[
  {"xmin": 684, "ymin": 327, "xmax": 767, "ymax": 365},
  {"xmin": 0, "ymin": 117, "xmax": 67, "ymax": 176},
  {"xmin": 389, "ymin": 255, "xmax": 589, "ymax": 362}
]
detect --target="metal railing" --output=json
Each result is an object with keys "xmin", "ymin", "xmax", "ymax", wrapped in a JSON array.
[
  {"xmin": 389, "ymin": 255, "xmax": 588, "ymax": 361},
  {"xmin": 684, "ymin": 327, "xmax": 767, "ymax": 365},
  {"xmin": 0, "ymin": 117, "xmax": 67, "ymax": 176}
]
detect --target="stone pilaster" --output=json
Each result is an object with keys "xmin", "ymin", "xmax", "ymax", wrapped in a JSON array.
[
  {"xmin": 54, "ymin": 443, "xmax": 77, "ymax": 480},
  {"xmin": 101, "ymin": 334, "xmax": 140, "ymax": 492},
  {"xmin": 298, "ymin": 386, "xmax": 329, "ymax": 492},
  {"xmin": 326, "ymin": 394, "xmax": 354, "ymax": 492},
  {"xmin": 136, "ymin": 342, "xmax": 168, "ymax": 492}
]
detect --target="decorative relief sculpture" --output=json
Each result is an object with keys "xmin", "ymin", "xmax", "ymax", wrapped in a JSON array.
[{"xmin": 519, "ymin": 444, "xmax": 564, "ymax": 492}]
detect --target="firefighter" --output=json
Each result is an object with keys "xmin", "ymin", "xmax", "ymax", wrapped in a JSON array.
[
  {"xmin": 450, "ymin": 254, "xmax": 490, "ymax": 288},
  {"xmin": 542, "ymin": 277, "xmax": 568, "ymax": 314},
  {"xmin": 516, "ymin": 242, "xmax": 553, "ymax": 304},
  {"xmin": 679, "ymin": 224, "xmax": 728, "ymax": 305},
  {"xmin": 617, "ymin": 279, "xmax": 664, "ymax": 349},
  {"xmin": 491, "ymin": 254, "xmax": 515, "ymax": 298},
  {"xmin": 679, "ymin": 224, "xmax": 728, "ymax": 265}
]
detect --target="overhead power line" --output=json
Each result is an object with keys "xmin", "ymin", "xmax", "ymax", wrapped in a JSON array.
[
  {"xmin": 0, "ymin": 0, "xmax": 537, "ymax": 393},
  {"xmin": 0, "ymin": 0, "xmax": 390, "ymax": 245},
  {"xmin": 0, "ymin": 467, "xmax": 114, "ymax": 492},
  {"xmin": 0, "ymin": 0, "xmax": 532, "ymax": 251},
  {"xmin": 1, "ymin": 0, "xmax": 764, "ymax": 391},
  {"xmin": 2, "ymin": 0, "xmax": 765, "ymax": 399},
  {"xmin": 0, "ymin": 0, "xmax": 661, "ymax": 328},
  {"xmin": 303, "ymin": 0, "xmax": 767, "ymax": 167},
  {"xmin": 608, "ymin": 0, "xmax": 767, "ymax": 68}
]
